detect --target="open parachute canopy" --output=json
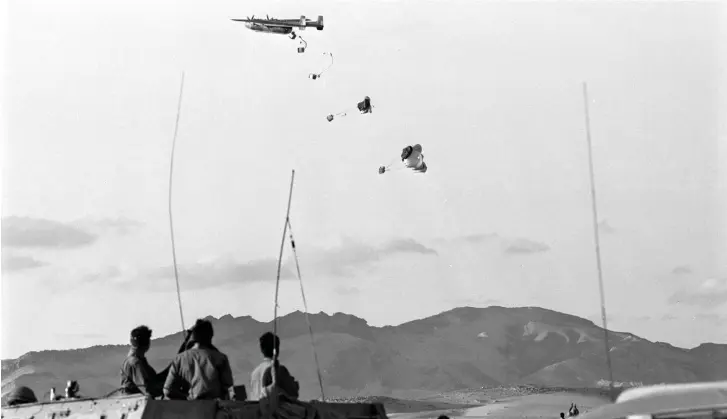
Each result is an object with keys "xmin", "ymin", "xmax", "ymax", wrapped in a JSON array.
[
  {"xmin": 358, "ymin": 96, "xmax": 372, "ymax": 114},
  {"xmin": 326, "ymin": 96, "xmax": 372, "ymax": 122},
  {"xmin": 379, "ymin": 144, "xmax": 428, "ymax": 174}
]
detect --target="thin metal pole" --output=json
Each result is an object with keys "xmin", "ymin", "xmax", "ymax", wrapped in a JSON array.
[
  {"xmin": 273, "ymin": 169, "xmax": 295, "ymax": 343},
  {"xmin": 287, "ymin": 219, "xmax": 326, "ymax": 401},
  {"xmin": 582, "ymin": 82, "xmax": 615, "ymax": 398},
  {"xmin": 169, "ymin": 71, "xmax": 186, "ymax": 333},
  {"xmin": 270, "ymin": 170, "xmax": 295, "ymax": 406}
]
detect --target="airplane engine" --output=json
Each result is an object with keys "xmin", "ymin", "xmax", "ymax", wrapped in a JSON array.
[
  {"xmin": 299, "ymin": 15, "xmax": 306, "ymax": 30},
  {"xmin": 317, "ymin": 15, "xmax": 324, "ymax": 30}
]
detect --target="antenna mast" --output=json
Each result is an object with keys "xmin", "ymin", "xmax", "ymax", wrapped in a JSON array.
[
  {"xmin": 267, "ymin": 169, "xmax": 296, "ymax": 410},
  {"xmin": 582, "ymin": 82, "xmax": 615, "ymax": 398},
  {"xmin": 169, "ymin": 71, "xmax": 187, "ymax": 333},
  {"xmin": 273, "ymin": 169, "xmax": 296, "ymax": 341}
]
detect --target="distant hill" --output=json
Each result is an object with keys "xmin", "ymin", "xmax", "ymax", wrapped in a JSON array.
[{"xmin": 3, "ymin": 306, "xmax": 726, "ymax": 403}]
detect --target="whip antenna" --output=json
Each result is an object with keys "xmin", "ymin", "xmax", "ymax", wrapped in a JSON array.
[
  {"xmin": 273, "ymin": 169, "xmax": 295, "ymax": 343},
  {"xmin": 269, "ymin": 170, "xmax": 295, "ymax": 409},
  {"xmin": 582, "ymin": 82, "xmax": 615, "ymax": 399},
  {"xmin": 269, "ymin": 171, "xmax": 326, "ymax": 401},
  {"xmin": 286, "ymin": 218, "xmax": 326, "ymax": 401},
  {"xmin": 169, "ymin": 71, "xmax": 187, "ymax": 333}
]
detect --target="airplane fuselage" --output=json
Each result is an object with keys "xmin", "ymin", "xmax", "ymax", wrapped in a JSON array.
[
  {"xmin": 244, "ymin": 22, "xmax": 293, "ymax": 35},
  {"xmin": 233, "ymin": 15, "xmax": 324, "ymax": 32}
]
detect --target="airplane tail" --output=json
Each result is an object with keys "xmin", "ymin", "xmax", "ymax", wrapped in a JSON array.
[{"xmin": 316, "ymin": 15, "xmax": 324, "ymax": 30}]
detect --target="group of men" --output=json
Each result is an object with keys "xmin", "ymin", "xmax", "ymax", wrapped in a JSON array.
[
  {"xmin": 559, "ymin": 403, "xmax": 580, "ymax": 419},
  {"xmin": 120, "ymin": 318, "xmax": 300, "ymax": 401}
]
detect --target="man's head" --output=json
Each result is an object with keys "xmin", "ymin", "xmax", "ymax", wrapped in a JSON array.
[
  {"xmin": 190, "ymin": 319, "xmax": 214, "ymax": 346},
  {"xmin": 560, "ymin": 413, "xmax": 565, "ymax": 419},
  {"xmin": 65, "ymin": 380, "xmax": 79, "ymax": 398},
  {"xmin": 259, "ymin": 332, "xmax": 280, "ymax": 359},
  {"xmin": 6, "ymin": 386, "xmax": 37, "ymax": 406},
  {"xmin": 130, "ymin": 325, "xmax": 152, "ymax": 352}
]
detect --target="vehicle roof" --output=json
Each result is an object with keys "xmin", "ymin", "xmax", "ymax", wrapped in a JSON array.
[
  {"xmin": 580, "ymin": 381, "xmax": 727, "ymax": 419},
  {"xmin": 617, "ymin": 381, "xmax": 727, "ymax": 403}
]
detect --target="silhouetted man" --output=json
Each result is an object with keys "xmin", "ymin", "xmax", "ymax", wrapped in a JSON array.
[
  {"xmin": 163, "ymin": 319, "xmax": 234, "ymax": 400},
  {"xmin": 249, "ymin": 332, "xmax": 299, "ymax": 401},
  {"xmin": 121, "ymin": 326, "xmax": 163, "ymax": 398}
]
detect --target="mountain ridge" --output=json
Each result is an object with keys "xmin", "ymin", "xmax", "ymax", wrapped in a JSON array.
[
  {"xmin": 5, "ymin": 306, "xmax": 718, "ymax": 361},
  {"xmin": 3, "ymin": 306, "xmax": 726, "ymax": 403}
]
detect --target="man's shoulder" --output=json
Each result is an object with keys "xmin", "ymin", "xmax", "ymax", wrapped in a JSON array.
[
  {"xmin": 170, "ymin": 350, "xmax": 191, "ymax": 364},
  {"xmin": 186, "ymin": 346, "xmax": 228, "ymax": 361},
  {"xmin": 262, "ymin": 362, "xmax": 292, "ymax": 377},
  {"xmin": 192, "ymin": 345, "xmax": 227, "ymax": 357},
  {"xmin": 209, "ymin": 348, "xmax": 231, "ymax": 363},
  {"xmin": 123, "ymin": 354, "xmax": 143, "ymax": 367},
  {"xmin": 251, "ymin": 359, "xmax": 272, "ymax": 375},
  {"xmin": 255, "ymin": 359, "xmax": 273, "ymax": 368}
]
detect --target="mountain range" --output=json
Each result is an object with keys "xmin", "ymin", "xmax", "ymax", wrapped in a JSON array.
[{"xmin": 3, "ymin": 306, "xmax": 726, "ymax": 403}]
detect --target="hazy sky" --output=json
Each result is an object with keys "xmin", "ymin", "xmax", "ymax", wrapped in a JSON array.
[{"xmin": 1, "ymin": 0, "xmax": 726, "ymax": 359}]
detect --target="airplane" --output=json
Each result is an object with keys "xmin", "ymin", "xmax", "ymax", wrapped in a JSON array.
[{"xmin": 231, "ymin": 15, "xmax": 324, "ymax": 35}]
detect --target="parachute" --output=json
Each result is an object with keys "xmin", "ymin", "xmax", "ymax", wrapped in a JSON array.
[
  {"xmin": 235, "ymin": 15, "xmax": 428, "ymax": 179},
  {"xmin": 326, "ymin": 96, "xmax": 372, "ymax": 122},
  {"xmin": 309, "ymin": 52, "xmax": 334, "ymax": 80},
  {"xmin": 358, "ymin": 96, "xmax": 372, "ymax": 114},
  {"xmin": 378, "ymin": 144, "xmax": 428, "ymax": 174}
]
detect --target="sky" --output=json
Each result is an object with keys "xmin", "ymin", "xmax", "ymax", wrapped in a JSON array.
[{"xmin": 1, "ymin": 0, "xmax": 726, "ymax": 359}]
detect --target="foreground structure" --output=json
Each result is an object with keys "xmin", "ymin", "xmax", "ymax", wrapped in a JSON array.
[
  {"xmin": 580, "ymin": 381, "xmax": 727, "ymax": 419},
  {"xmin": 1, "ymin": 394, "xmax": 388, "ymax": 419}
]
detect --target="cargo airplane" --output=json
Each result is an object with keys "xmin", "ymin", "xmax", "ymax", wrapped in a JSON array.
[{"xmin": 231, "ymin": 15, "xmax": 324, "ymax": 36}]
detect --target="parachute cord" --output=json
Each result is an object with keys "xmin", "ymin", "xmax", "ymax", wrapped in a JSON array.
[
  {"xmin": 384, "ymin": 158, "xmax": 399, "ymax": 170},
  {"xmin": 582, "ymin": 82, "xmax": 615, "ymax": 399},
  {"xmin": 382, "ymin": 157, "xmax": 406, "ymax": 172},
  {"xmin": 271, "ymin": 169, "xmax": 295, "ymax": 409},
  {"xmin": 168, "ymin": 71, "xmax": 186, "ymax": 334},
  {"xmin": 286, "ymin": 219, "xmax": 326, "ymax": 401},
  {"xmin": 318, "ymin": 52, "xmax": 334, "ymax": 76},
  {"xmin": 333, "ymin": 106, "xmax": 357, "ymax": 118},
  {"xmin": 331, "ymin": 98, "xmax": 375, "ymax": 119}
]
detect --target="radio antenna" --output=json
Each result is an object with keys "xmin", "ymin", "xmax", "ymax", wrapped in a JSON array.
[
  {"xmin": 582, "ymin": 82, "xmax": 615, "ymax": 399},
  {"xmin": 266, "ymin": 169, "xmax": 296, "ymax": 411},
  {"xmin": 168, "ymin": 71, "xmax": 187, "ymax": 333}
]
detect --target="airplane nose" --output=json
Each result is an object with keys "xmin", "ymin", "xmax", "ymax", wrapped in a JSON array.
[{"xmin": 244, "ymin": 22, "xmax": 253, "ymax": 29}]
